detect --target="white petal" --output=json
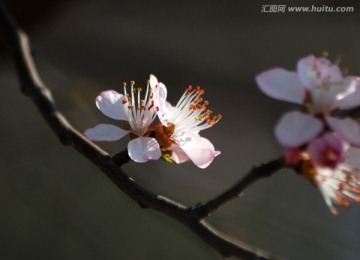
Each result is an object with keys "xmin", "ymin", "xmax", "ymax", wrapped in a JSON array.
[
  {"xmin": 255, "ymin": 68, "xmax": 305, "ymax": 104},
  {"xmin": 336, "ymin": 77, "xmax": 360, "ymax": 110},
  {"xmin": 176, "ymin": 133, "xmax": 219, "ymax": 168},
  {"xmin": 84, "ymin": 124, "xmax": 128, "ymax": 141},
  {"xmin": 157, "ymin": 82, "xmax": 168, "ymax": 111},
  {"xmin": 327, "ymin": 116, "xmax": 360, "ymax": 147},
  {"xmin": 297, "ymin": 56, "xmax": 343, "ymax": 90},
  {"xmin": 275, "ymin": 111, "xmax": 323, "ymax": 147},
  {"xmin": 149, "ymin": 75, "xmax": 168, "ymax": 125},
  {"xmin": 169, "ymin": 144, "xmax": 190, "ymax": 164},
  {"xmin": 153, "ymin": 84, "xmax": 168, "ymax": 126},
  {"xmin": 297, "ymin": 56, "xmax": 316, "ymax": 88},
  {"xmin": 96, "ymin": 90, "xmax": 127, "ymax": 120},
  {"xmin": 149, "ymin": 74, "xmax": 158, "ymax": 89},
  {"xmin": 127, "ymin": 137, "xmax": 161, "ymax": 163}
]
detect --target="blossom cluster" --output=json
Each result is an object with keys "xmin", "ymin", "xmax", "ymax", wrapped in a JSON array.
[
  {"xmin": 84, "ymin": 75, "xmax": 221, "ymax": 168},
  {"xmin": 256, "ymin": 55, "xmax": 360, "ymax": 214}
]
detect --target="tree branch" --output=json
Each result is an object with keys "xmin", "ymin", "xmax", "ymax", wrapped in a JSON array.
[
  {"xmin": 0, "ymin": 1, "xmax": 284, "ymax": 259},
  {"xmin": 194, "ymin": 158, "xmax": 284, "ymax": 218}
]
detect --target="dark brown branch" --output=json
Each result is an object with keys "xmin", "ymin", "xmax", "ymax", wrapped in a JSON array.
[
  {"xmin": 194, "ymin": 158, "xmax": 285, "ymax": 218},
  {"xmin": 0, "ymin": 1, "xmax": 284, "ymax": 259}
]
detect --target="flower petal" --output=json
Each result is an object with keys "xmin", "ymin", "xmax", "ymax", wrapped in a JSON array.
[
  {"xmin": 275, "ymin": 111, "xmax": 323, "ymax": 147},
  {"xmin": 175, "ymin": 133, "xmax": 219, "ymax": 168},
  {"xmin": 149, "ymin": 74, "xmax": 158, "ymax": 89},
  {"xmin": 255, "ymin": 68, "xmax": 305, "ymax": 104},
  {"xmin": 336, "ymin": 77, "xmax": 360, "ymax": 110},
  {"xmin": 127, "ymin": 137, "xmax": 161, "ymax": 163},
  {"xmin": 149, "ymin": 74, "xmax": 168, "ymax": 126},
  {"xmin": 84, "ymin": 124, "xmax": 128, "ymax": 141},
  {"xmin": 96, "ymin": 90, "xmax": 127, "ymax": 120},
  {"xmin": 168, "ymin": 144, "xmax": 190, "ymax": 164},
  {"xmin": 297, "ymin": 56, "xmax": 343, "ymax": 90},
  {"xmin": 327, "ymin": 116, "xmax": 360, "ymax": 147}
]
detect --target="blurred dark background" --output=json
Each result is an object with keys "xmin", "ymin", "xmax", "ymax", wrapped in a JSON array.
[{"xmin": 1, "ymin": 0, "xmax": 360, "ymax": 259}]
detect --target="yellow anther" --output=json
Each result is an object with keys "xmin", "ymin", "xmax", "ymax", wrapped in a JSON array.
[
  {"xmin": 137, "ymin": 87, "xmax": 142, "ymax": 92},
  {"xmin": 322, "ymin": 50, "xmax": 329, "ymax": 58},
  {"xmin": 131, "ymin": 80, "xmax": 135, "ymax": 85},
  {"xmin": 123, "ymin": 82, "xmax": 127, "ymax": 86}
]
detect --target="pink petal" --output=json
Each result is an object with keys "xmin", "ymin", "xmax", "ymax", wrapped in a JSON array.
[
  {"xmin": 96, "ymin": 90, "xmax": 127, "ymax": 120},
  {"xmin": 176, "ymin": 133, "xmax": 219, "ymax": 168},
  {"xmin": 297, "ymin": 56, "xmax": 342, "ymax": 90},
  {"xmin": 255, "ymin": 68, "xmax": 305, "ymax": 104},
  {"xmin": 275, "ymin": 111, "xmax": 323, "ymax": 147},
  {"xmin": 127, "ymin": 137, "xmax": 161, "ymax": 163},
  {"xmin": 168, "ymin": 144, "xmax": 190, "ymax": 164},
  {"xmin": 327, "ymin": 116, "xmax": 360, "ymax": 147},
  {"xmin": 84, "ymin": 124, "xmax": 128, "ymax": 141},
  {"xmin": 336, "ymin": 77, "xmax": 360, "ymax": 110}
]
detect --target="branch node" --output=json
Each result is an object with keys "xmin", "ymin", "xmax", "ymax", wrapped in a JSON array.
[
  {"xmin": 192, "ymin": 203, "xmax": 210, "ymax": 219},
  {"xmin": 112, "ymin": 150, "xmax": 131, "ymax": 166}
]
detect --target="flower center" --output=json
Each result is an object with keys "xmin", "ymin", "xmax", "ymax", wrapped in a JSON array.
[
  {"xmin": 121, "ymin": 80, "xmax": 158, "ymax": 136},
  {"xmin": 320, "ymin": 148, "xmax": 340, "ymax": 169},
  {"xmin": 154, "ymin": 123, "xmax": 175, "ymax": 148}
]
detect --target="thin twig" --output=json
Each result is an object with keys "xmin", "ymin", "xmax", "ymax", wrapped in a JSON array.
[
  {"xmin": 0, "ymin": 1, "xmax": 284, "ymax": 259},
  {"xmin": 194, "ymin": 158, "xmax": 284, "ymax": 218}
]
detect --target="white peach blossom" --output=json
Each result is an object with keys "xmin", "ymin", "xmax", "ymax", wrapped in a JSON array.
[
  {"xmin": 84, "ymin": 78, "xmax": 162, "ymax": 163},
  {"xmin": 150, "ymin": 75, "xmax": 221, "ymax": 168}
]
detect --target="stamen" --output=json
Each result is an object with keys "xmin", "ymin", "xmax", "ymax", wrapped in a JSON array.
[
  {"xmin": 148, "ymin": 101, "xmax": 154, "ymax": 110},
  {"xmin": 119, "ymin": 77, "xmax": 157, "ymax": 137}
]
